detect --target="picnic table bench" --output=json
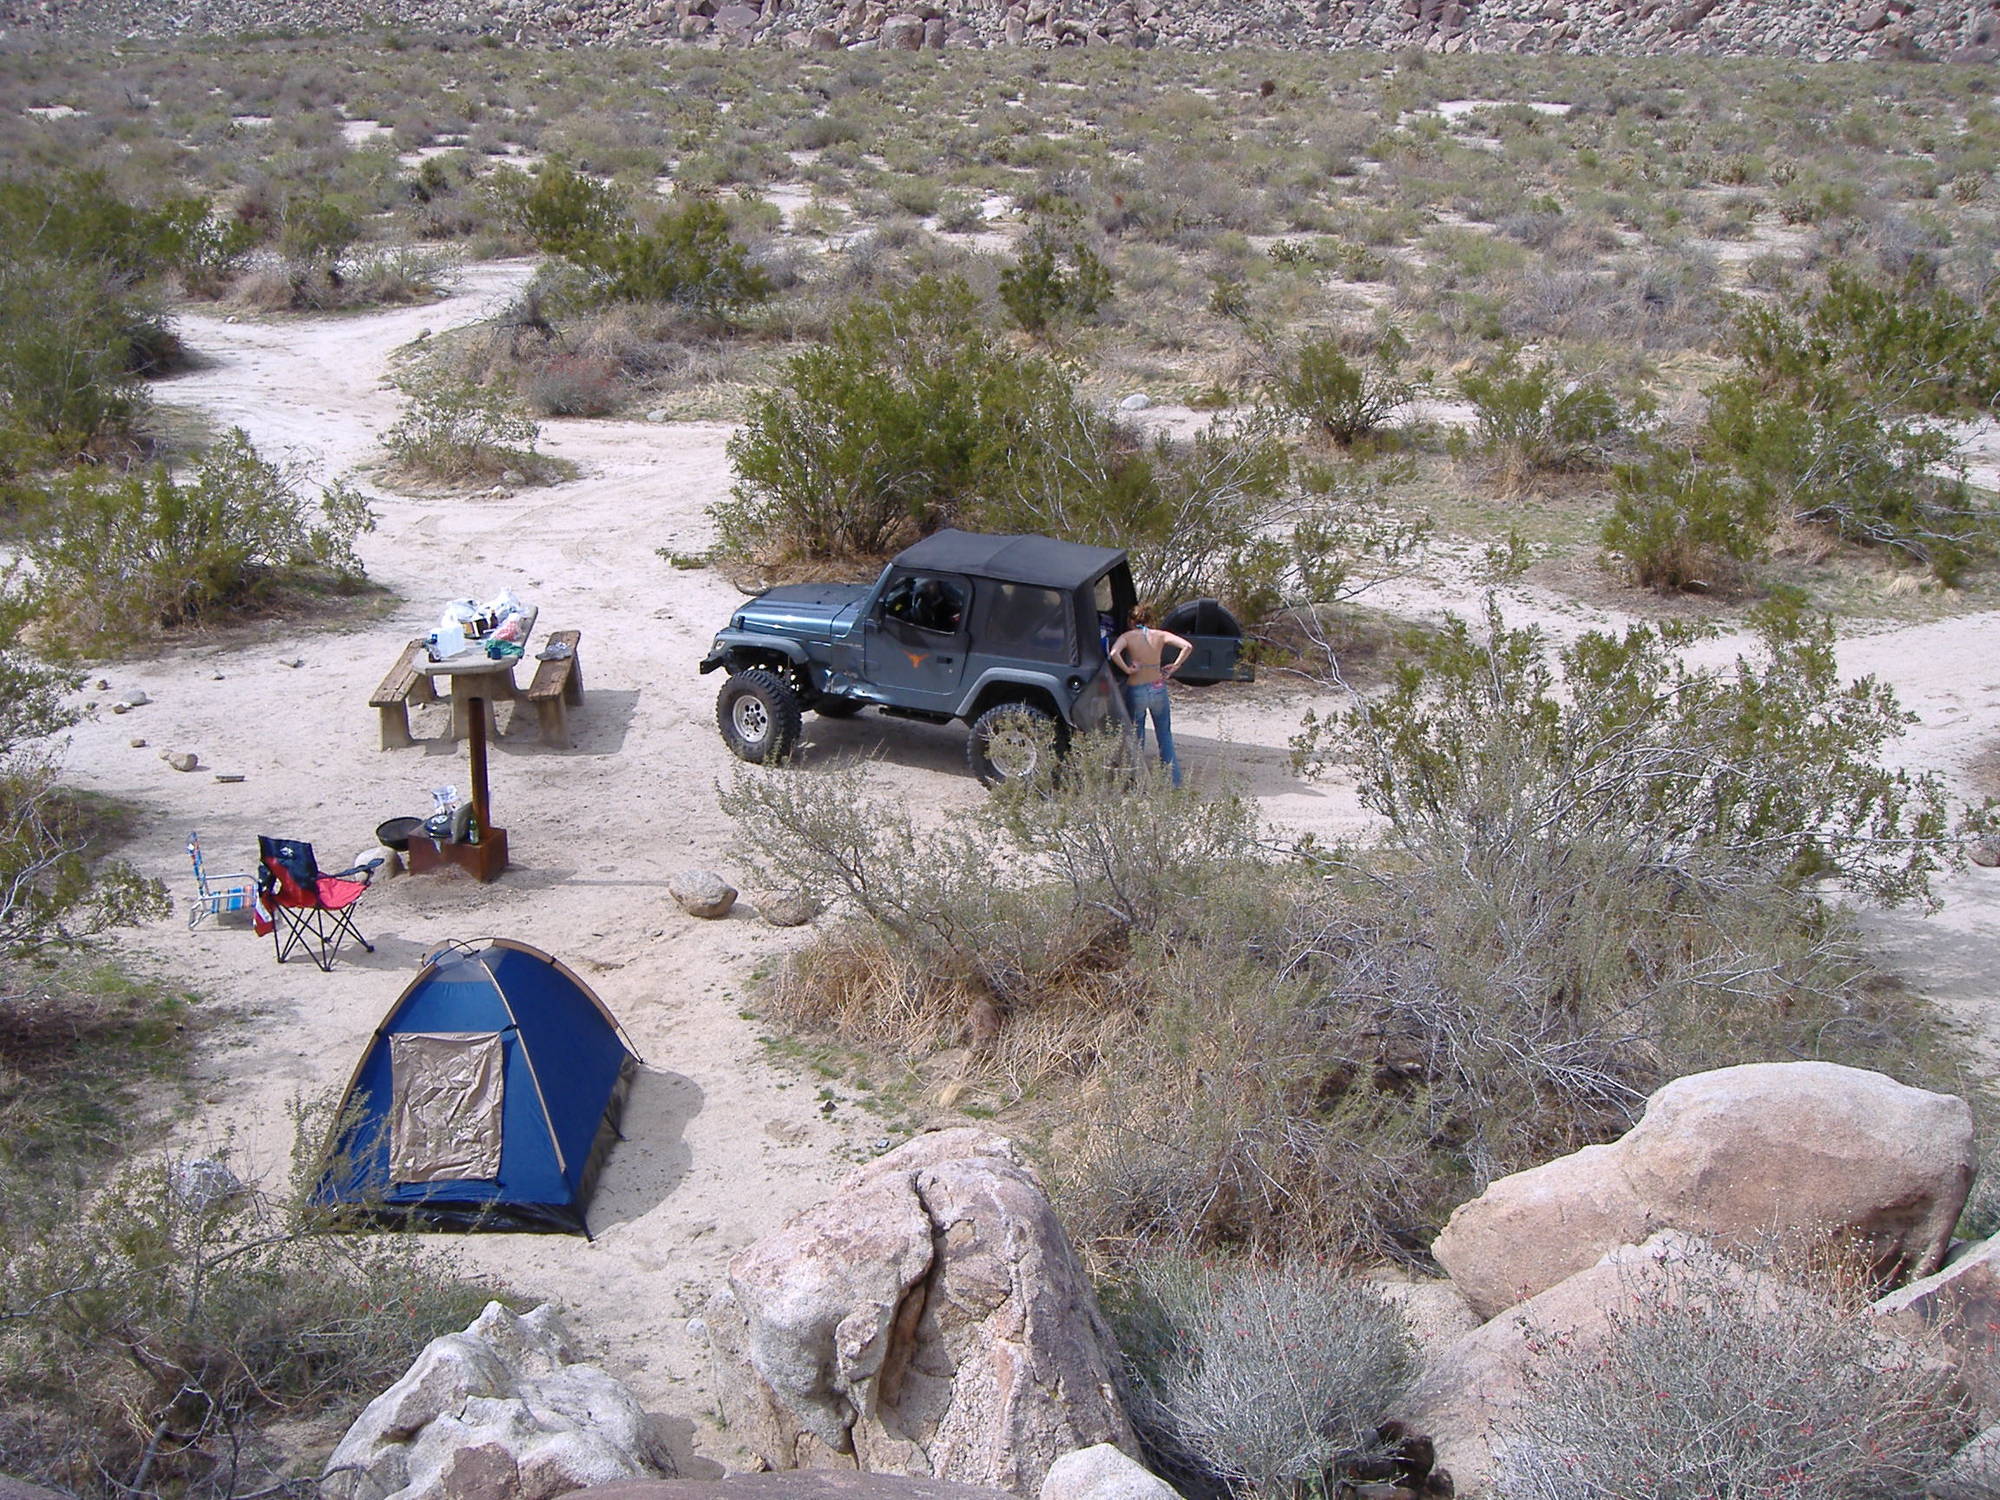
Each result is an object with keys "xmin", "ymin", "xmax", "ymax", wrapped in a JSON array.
[
  {"xmin": 370, "ymin": 639, "xmax": 440, "ymax": 750},
  {"xmin": 524, "ymin": 630, "xmax": 584, "ymax": 749}
]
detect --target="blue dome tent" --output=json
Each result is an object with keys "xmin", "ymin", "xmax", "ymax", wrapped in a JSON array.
[{"xmin": 313, "ymin": 939, "xmax": 639, "ymax": 1235}]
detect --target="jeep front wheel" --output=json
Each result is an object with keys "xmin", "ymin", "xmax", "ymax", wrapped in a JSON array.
[
  {"xmin": 967, "ymin": 702, "xmax": 1064, "ymax": 787},
  {"xmin": 718, "ymin": 668, "xmax": 803, "ymax": 764}
]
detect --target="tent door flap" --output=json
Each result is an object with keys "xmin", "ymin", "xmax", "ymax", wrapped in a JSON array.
[{"xmin": 388, "ymin": 1031, "xmax": 506, "ymax": 1183}]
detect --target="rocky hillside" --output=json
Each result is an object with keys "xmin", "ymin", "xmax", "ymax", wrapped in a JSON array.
[{"xmin": 4, "ymin": 0, "xmax": 1997, "ymax": 57}]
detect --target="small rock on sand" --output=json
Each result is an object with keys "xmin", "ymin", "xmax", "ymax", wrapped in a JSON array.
[{"xmin": 670, "ymin": 869, "xmax": 737, "ymax": 919}]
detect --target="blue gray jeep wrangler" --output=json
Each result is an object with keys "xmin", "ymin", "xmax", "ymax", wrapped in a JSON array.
[{"xmin": 700, "ymin": 528, "xmax": 1249, "ymax": 784}]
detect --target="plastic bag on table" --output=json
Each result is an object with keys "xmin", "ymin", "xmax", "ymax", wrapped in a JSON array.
[{"xmin": 432, "ymin": 599, "xmax": 487, "ymax": 657}]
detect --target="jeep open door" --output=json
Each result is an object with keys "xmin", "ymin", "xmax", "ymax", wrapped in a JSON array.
[{"xmin": 862, "ymin": 567, "xmax": 973, "ymax": 715}]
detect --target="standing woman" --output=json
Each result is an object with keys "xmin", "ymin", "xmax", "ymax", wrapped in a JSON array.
[{"xmin": 1109, "ymin": 604, "xmax": 1193, "ymax": 788}]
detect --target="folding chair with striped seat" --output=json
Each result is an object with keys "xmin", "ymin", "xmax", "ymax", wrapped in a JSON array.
[
  {"xmin": 186, "ymin": 831, "xmax": 256, "ymax": 929},
  {"xmin": 254, "ymin": 836, "xmax": 382, "ymax": 971}
]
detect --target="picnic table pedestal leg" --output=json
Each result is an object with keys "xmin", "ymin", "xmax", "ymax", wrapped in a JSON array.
[
  {"xmin": 449, "ymin": 683, "xmax": 502, "ymax": 742},
  {"xmin": 406, "ymin": 693, "xmax": 510, "ymax": 883}
]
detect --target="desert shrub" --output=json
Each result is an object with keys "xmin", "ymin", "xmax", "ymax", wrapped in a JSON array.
[
  {"xmin": 22, "ymin": 429, "xmax": 375, "ymax": 647},
  {"xmin": 492, "ymin": 159, "xmax": 625, "ymax": 257},
  {"xmin": 1739, "ymin": 268, "xmax": 2000, "ymax": 417},
  {"xmin": 735, "ymin": 605, "xmax": 1967, "ymax": 1262},
  {"xmin": 1700, "ymin": 370, "xmax": 1982, "ymax": 581},
  {"xmin": 1610, "ymin": 274, "xmax": 2000, "ymax": 583},
  {"xmin": 720, "ymin": 276, "xmax": 1398, "ymax": 616},
  {"xmin": 521, "ymin": 349, "xmax": 623, "ymax": 417},
  {"xmin": 1264, "ymin": 335, "xmax": 1416, "ymax": 447},
  {"xmin": 0, "ymin": 757, "xmax": 169, "ymax": 955},
  {"xmin": 998, "ymin": 223, "xmax": 1113, "ymax": 337},
  {"xmin": 384, "ymin": 361, "xmax": 549, "ymax": 484},
  {"xmin": 1602, "ymin": 444, "xmax": 1771, "ymax": 592},
  {"xmin": 0, "ymin": 172, "xmax": 228, "ymax": 285},
  {"xmin": 0, "ymin": 1142, "xmax": 494, "ymax": 1496},
  {"xmin": 336, "ymin": 245, "xmax": 452, "ymax": 306},
  {"xmin": 1457, "ymin": 349, "xmax": 1637, "ymax": 483},
  {"xmin": 0, "ymin": 259, "xmax": 162, "ymax": 463},
  {"xmin": 0, "ymin": 172, "xmax": 237, "ymax": 461},
  {"xmin": 582, "ymin": 196, "xmax": 772, "ymax": 316},
  {"xmin": 0, "ymin": 595, "xmax": 167, "ymax": 953},
  {"xmin": 1307, "ymin": 598, "xmax": 1955, "ymax": 908},
  {"xmin": 495, "ymin": 163, "xmax": 769, "ymax": 318},
  {"xmin": 718, "ymin": 276, "xmax": 1086, "ymax": 561},
  {"xmin": 1495, "ymin": 1242, "xmax": 1974, "ymax": 1500},
  {"xmin": 723, "ymin": 734, "xmax": 1263, "ymax": 1016},
  {"xmin": 266, "ymin": 193, "xmax": 368, "ymax": 308},
  {"xmin": 1107, "ymin": 1255, "xmax": 1416, "ymax": 1497}
]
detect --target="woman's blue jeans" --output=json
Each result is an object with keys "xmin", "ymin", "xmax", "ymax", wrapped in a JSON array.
[{"xmin": 1124, "ymin": 681, "xmax": 1181, "ymax": 787}]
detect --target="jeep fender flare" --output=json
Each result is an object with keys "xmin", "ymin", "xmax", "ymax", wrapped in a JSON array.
[
  {"xmin": 958, "ymin": 671, "xmax": 1066, "ymax": 725},
  {"xmin": 700, "ymin": 632, "xmax": 813, "ymax": 676}
]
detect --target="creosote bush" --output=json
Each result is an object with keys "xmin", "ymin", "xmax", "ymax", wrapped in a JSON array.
[
  {"xmin": 1457, "ymin": 348, "xmax": 1637, "ymax": 487},
  {"xmin": 1264, "ymin": 334, "xmax": 1415, "ymax": 447},
  {"xmin": 1697, "ymin": 279, "xmax": 1997, "ymax": 581},
  {"xmin": 22, "ymin": 428, "xmax": 374, "ymax": 648},
  {"xmin": 497, "ymin": 163, "xmax": 770, "ymax": 318},
  {"xmin": 998, "ymin": 223, "xmax": 1113, "ymax": 337},
  {"xmin": 384, "ymin": 361, "xmax": 551, "ymax": 485},
  {"xmin": 718, "ymin": 276, "xmax": 1419, "ymax": 621},
  {"xmin": 1603, "ymin": 443, "xmax": 1769, "ymax": 591},
  {"xmin": 0, "ymin": 171, "xmax": 236, "ymax": 462}
]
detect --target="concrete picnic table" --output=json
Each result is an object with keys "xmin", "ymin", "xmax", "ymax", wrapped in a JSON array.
[{"xmin": 372, "ymin": 608, "xmax": 585, "ymax": 749}]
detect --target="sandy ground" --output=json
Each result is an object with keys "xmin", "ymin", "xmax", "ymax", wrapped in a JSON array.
[{"xmin": 49, "ymin": 261, "xmax": 2000, "ymax": 1470}]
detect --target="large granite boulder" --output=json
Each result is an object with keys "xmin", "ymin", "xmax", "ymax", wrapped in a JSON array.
[
  {"xmin": 708, "ymin": 1129, "xmax": 1136, "ymax": 1494},
  {"xmin": 1434, "ymin": 1062, "xmax": 1975, "ymax": 1320},
  {"xmin": 1037, "ymin": 1446, "xmax": 1181, "ymax": 1500},
  {"xmin": 322, "ymin": 1302, "xmax": 670, "ymax": 1500}
]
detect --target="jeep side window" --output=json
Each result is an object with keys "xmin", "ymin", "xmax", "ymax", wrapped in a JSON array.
[
  {"xmin": 883, "ymin": 575, "xmax": 965, "ymax": 635},
  {"xmin": 982, "ymin": 583, "xmax": 1073, "ymax": 661}
]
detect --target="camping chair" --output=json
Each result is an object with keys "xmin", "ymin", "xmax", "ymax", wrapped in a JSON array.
[
  {"xmin": 186, "ymin": 831, "xmax": 257, "ymax": 929},
  {"xmin": 254, "ymin": 837, "xmax": 383, "ymax": 971}
]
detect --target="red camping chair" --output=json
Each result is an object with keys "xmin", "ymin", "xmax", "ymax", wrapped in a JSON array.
[{"xmin": 254, "ymin": 837, "xmax": 382, "ymax": 971}]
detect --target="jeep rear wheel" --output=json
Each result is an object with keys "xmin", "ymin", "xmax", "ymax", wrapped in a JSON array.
[
  {"xmin": 718, "ymin": 668, "xmax": 803, "ymax": 764},
  {"xmin": 967, "ymin": 702, "xmax": 1065, "ymax": 787}
]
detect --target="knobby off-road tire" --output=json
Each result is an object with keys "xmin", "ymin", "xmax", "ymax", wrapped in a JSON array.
[
  {"xmin": 718, "ymin": 668, "xmax": 803, "ymax": 764},
  {"xmin": 966, "ymin": 701, "xmax": 1065, "ymax": 787}
]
